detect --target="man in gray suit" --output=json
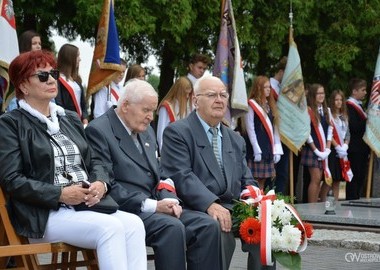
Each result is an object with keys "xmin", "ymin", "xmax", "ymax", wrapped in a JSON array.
[
  {"xmin": 160, "ymin": 76, "xmax": 259, "ymax": 270},
  {"xmin": 85, "ymin": 79, "xmax": 221, "ymax": 270}
]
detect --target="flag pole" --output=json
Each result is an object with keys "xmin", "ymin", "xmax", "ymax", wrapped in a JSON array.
[
  {"xmin": 220, "ymin": 0, "xmax": 226, "ymax": 18},
  {"xmin": 366, "ymin": 151, "xmax": 374, "ymax": 198},
  {"xmin": 288, "ymin": 0, "xmax": 295, "ymax": 204}
]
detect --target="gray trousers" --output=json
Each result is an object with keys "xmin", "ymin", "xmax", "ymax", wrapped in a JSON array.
[{"xmin": 221, "ymin": 232, "xmax": 236, "ymax": 270}]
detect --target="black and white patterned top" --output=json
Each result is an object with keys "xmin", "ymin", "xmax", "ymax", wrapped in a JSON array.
[{"xmin": 51, "ymin": 131, "xmax": 88, "ymax": 187}]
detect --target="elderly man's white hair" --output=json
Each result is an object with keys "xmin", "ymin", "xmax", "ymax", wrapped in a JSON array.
[
  {"xmin": 193, "ymin": 75, "xmax": 226, "ymax": 95},
  {"xmin": 117, "ymin": 78, "xmax": 158, "ymax": 107}
]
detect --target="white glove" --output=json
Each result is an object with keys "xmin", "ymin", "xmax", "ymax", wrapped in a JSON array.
[
  {"xmin": 273, "ymin": 154, "xmax": 281, "ymax": 164},
  {"xmin": 341, "ymin": 143, "xmax": 349, "ymax": 152},
  {"xmin": 335, "ymin": 145, "xmax": 347, "ymax": 158},
  {"xmin": 313, "ymin": 149, "xmax": 323, "ymax": 159},
  {"xmin": 254, "ymin": 154, "xmax": 262, "ymax": 162},
  {"xmin": 313, "ymin": 149, "xmax": 329, "ymax": 160},
  {"xmin": 335, "ymin": 145, "xmax": 343, "ymax": 152},
  {"xmin": 323, "ymin": 148, "xmax": 331, "ymax": 160}
]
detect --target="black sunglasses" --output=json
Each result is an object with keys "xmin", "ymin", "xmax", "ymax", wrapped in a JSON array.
[{"xmin": 31, "ymin": 69, "xmax": 60, "ymax": 82}]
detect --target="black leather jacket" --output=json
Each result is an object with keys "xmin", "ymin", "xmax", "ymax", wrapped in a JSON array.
[{"xmin": 0, "ymin": 109, "xmax": 109, "ymax": 238}]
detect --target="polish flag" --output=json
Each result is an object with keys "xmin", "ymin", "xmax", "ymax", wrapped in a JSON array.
[{"xmin": 0, "ymin": 0, "xmax": 19, "ymax": 68}]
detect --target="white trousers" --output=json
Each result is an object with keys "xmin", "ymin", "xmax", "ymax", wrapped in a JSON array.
[{"xmin": 29, "ymin": 207, "xmax": 147, "ymax": 270}]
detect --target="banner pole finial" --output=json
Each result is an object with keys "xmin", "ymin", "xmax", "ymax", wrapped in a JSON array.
[{"xmin": 289, "ymin": 0, "xmax": 293, "ymax": 28}]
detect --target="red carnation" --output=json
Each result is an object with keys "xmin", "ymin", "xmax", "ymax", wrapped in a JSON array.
[{"xmin": 239, "ymin": 217, "xmax": 261, "ymax": 244}]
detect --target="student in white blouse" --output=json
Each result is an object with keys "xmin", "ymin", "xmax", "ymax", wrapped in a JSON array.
[{"xmin": 156, "ymin": 76, "xmax": 194, "ymax": 150}]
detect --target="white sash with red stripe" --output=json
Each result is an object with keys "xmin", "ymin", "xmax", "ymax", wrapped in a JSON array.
[
  {"xmin": 106, "ymin": 82, "xmax": 120, "ymax": 105},
  {"xmin": 308, "ymin": 108, "xmax": 332, "ymax": 184},
  {"xmin": 271, "ymin": 86, "xmax": 279, "ymax": 101},
  {"xmin": 161, "ymin": 101, "xmax": 176, "ymax": 123},
  {"xmin": 347, "ymin": 97, "xmax": 367, "ymax": 120},
  {"xmin": 58, "ymin": 77, "xmax": 81, "ymax": 118},
  {"xmin": 331, "ymin": 118, "xmax": 353, "ymax": 182},
  {"xmin": 248, "ymin": 99, "xmax": 275, "ymax": 154},
  {"xmin": 110, "ymin": 87, "xmax": 119, "ymax": 101},
  {"xmin": 270, "ymin": 78, "xmax": 280, "ymax": 101}
]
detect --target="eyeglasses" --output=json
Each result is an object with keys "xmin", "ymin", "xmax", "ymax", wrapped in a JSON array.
[
  {"xmin": 31, "ymin": 69, "xmax": 60, "ymax": 82},
  {"xmin": 196, "ymin": 91, "xmax": 229, "ymax": 100}
]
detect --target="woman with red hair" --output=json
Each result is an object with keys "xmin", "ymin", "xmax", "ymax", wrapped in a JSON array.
[{"xmin": 245, "ymin": 75, "xmax": 283, "ymax": 190}]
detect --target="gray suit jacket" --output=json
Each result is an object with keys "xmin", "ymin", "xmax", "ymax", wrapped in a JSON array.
[
  {"xmin": 85, "ymin": 107, "xmax": 177, "ymax": 218},
  {"xmin": 160, "ymin": 111, "xmax": 258, "ymax": 212}
]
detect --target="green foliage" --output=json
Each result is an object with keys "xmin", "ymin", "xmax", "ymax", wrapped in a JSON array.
[
  {"xmin": 232, "ymin": 192, "xmax": 293, "ymax": 232},
  {"xmin": 232, "ymin": 200, "xmax": 257, "ymax": 232},
  {"xmin": 273, "ymin": 251, "xmax": 301, "ymax": 270},
  {"xmin": 13, "ymin": 0, "xmax": 380, "ymax": 98},
  {"xmin": 147, "ymin": 74, "xmax": 160, "ymax": 91}
]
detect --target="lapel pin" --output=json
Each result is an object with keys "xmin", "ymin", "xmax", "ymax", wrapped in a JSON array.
[{"xmin": 145, "ymin": 142, "xmax": 150, "ymax": 147}]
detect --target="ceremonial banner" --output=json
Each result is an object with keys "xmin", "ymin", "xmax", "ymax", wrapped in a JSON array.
[
  {"xmin": 0, "ymin": 0, "xmax": 18, "ymax": 111},
  {"xmin": 213, "ymin": 0, "xmax": 248, "ymax": 122},
  {"xmin": 87, "ymin": 0, "xmax": 123, "ymax": 99},
  {"xmin": 278, "ymin": 28, "xmax": 310, "ymax": 154},
  {"xmin": 363, "ymin": 46, "xmax": 380, "ymax": 157}
]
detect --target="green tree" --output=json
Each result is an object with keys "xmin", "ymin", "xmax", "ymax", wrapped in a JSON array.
[
  {"xmin": 147, "ymin": 74, "xmax": 160, "ymax": 92},
  {"xmin": 14, "ymin": 0, "xmax": 380, "ymax": 99}
]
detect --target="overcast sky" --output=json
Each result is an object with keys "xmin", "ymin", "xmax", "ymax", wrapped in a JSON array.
[{"xmin": 52, "ymin": 32, "xmax": 159, "ymax": 87}]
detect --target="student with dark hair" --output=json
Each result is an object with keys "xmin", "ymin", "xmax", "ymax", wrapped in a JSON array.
[
  {"xmin": 270, "ymin": 56, "xmax": 287, "ymax": 101},
  {"xmin": 346, "ymin": 78, "xmax": 369, "ymax": 200},
  {"xmin": 6, "ymin": 30, "xmax": 42, "ymax": 112},
  {"xmin": 270, "ymin": 56, "xmax": 289, "ymax": 195},
  {"xmin": 187, "ymin": 53, "xmax": 211, "ymax": 85},
  {"xmin": 18, "ymin": 30, "xmax": 41, "ymax": 53},
  {"xmin": 321, "ymin": 90, "xmax": 351, "ymax": 201},
  {"xmin": 123, "ymin": 64, "xmax": 145, "ymax": 85},
  {"xmin": 301, "ymin": 84, "xmax": 333, "ymax": 203},
  {"xmin": 56, "ymin": 44, "xmax": 88, "ymax": 125}
]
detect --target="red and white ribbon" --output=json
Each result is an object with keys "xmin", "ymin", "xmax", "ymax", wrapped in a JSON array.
[
  {"xmin": 240, "ymin": 186, "xmax": 276, "ymax": 204},
  {"xmin": 156, "ymin": 178, "xmax": 177, "ymax": 194},
  {"xmin": 260, "ymin": 199, "xmax": 273, "ymax": 266}
]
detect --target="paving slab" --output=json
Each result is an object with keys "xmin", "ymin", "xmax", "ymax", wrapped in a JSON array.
[{"xmin": 295, "ymin": 199, "xmax": 380, "ymax": 228}]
